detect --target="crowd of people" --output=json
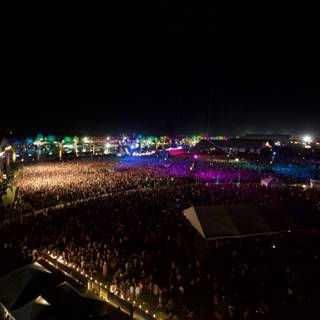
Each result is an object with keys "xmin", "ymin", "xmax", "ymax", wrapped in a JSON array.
[
  {"xmin": 14, "ymin": 157, "xmax": 284, "ymax": 213},
  {"xmin": 14, "ymin": 159, "xmax": 193, "ymax": 212},
  {"xmin": 272, "ymin": 163, "xmax": 320, "ymax": 182},
  {"xmin": 1, "ymin": 156, "xmax": 320, "ymax": 319}
]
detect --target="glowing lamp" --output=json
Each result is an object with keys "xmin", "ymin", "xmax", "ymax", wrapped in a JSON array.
[{"xmin": 302, "ymin": 135, "xmax": 312, "ymax": 143}]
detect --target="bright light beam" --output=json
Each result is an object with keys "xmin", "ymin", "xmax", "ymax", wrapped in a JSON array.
[{"xmin": 302, "ymin": 135, "xmax": 312, "ymax": 143}]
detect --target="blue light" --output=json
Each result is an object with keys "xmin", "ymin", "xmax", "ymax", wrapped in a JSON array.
[{"xmin": 272, "ymin": 152, "xmax": 276, "ymax": 156}]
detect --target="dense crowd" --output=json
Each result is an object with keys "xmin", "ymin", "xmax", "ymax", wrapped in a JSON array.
[
  {"xmin": 14, "ymin": 158, "xmax": 278, "ymax": 213},
  {"xmin": 14, "ymin": 159, "xmax": 192, "ymax": 212},
  {"xmin": 272, "ymin": 163, "xmax": 320, "ymax": 182},
  {"xmin": 1, "ymin": 157, "xmax": 320, "ymax": 320}
]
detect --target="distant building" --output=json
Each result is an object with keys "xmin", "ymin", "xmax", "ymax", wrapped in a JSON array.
[
  {"xmin": 241, "ymin": 134, "xmax": 291, "ymax": 145},
  {"xmin": 213, "ymin": 139, "xmax": 266, "ymax": 154},
  {"xmin": 194, "ymin": 139, "xmax": 267, "ymax": 154}
]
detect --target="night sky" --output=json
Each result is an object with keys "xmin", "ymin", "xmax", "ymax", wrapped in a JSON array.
[{"xmin": 3, "ymin": 2, "xmax": 320, "ymax": 136}]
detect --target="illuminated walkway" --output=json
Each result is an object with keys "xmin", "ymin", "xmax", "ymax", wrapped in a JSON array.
[{"xmin": 43, "ymin": 252, "xmax": 168, "ymax": 320}]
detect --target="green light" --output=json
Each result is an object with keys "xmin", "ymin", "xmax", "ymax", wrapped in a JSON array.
[
  {"xmin": 63, "ymin": 136, "xmax": 73, "ymax": 144},
  {"xmin": 46, "ymin": 135, "xmax": 56, "ymax": 143}
]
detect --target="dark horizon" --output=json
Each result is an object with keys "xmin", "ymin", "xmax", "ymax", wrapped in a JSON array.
[
  {"xmin": 0, "ymin": 128, "xmax": 305, "ymax": 140},
  {"xmin": 3, "ymin": 2, "xmax": 320, "ymax": 136}
]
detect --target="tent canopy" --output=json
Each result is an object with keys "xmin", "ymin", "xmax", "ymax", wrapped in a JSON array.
[
  {"xmin": 310, "ymin": 179, "xmax": 320, "ymax": 190},
  {"xmin": 261, "ymin": 177, "xmax": 284, "ymax": 188},
  {"xmin": 42, "ymin": 282, "xmax": 106, "ymax": 319},
  {"xmin": 184, "ymin": 203, "xmax": 319, "ymax": 240},
  {"xmin": 0, "ymin": 264, "xmax": 120, "ymax": 320},
  {"xmin": 12, "ymin": 296, "xmax": 54, "ymax": 320},
  {"xmin": 0, "ymin": 262, "xmax": 56, "ymax": 310}
]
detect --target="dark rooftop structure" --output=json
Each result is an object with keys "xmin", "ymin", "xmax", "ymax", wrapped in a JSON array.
[
  {"xmin": 184, "ymin": 202, "xmax": 319, "ymax": 240},
  {"xmin": 194, "ymin": 138, "xmax": 267, "ymax": 154},
  {"xmin": 0, "ymin": 263, "xmax": 127, "ymax": 320},
  {"xmin": 241, "ymin": 134, "xmax": 291, "ymax": 145}
]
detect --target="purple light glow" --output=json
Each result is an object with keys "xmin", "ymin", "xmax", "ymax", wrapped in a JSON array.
[{"xmin": 116, "ymin": 157, "xmax": 273, "ymax": 183}]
